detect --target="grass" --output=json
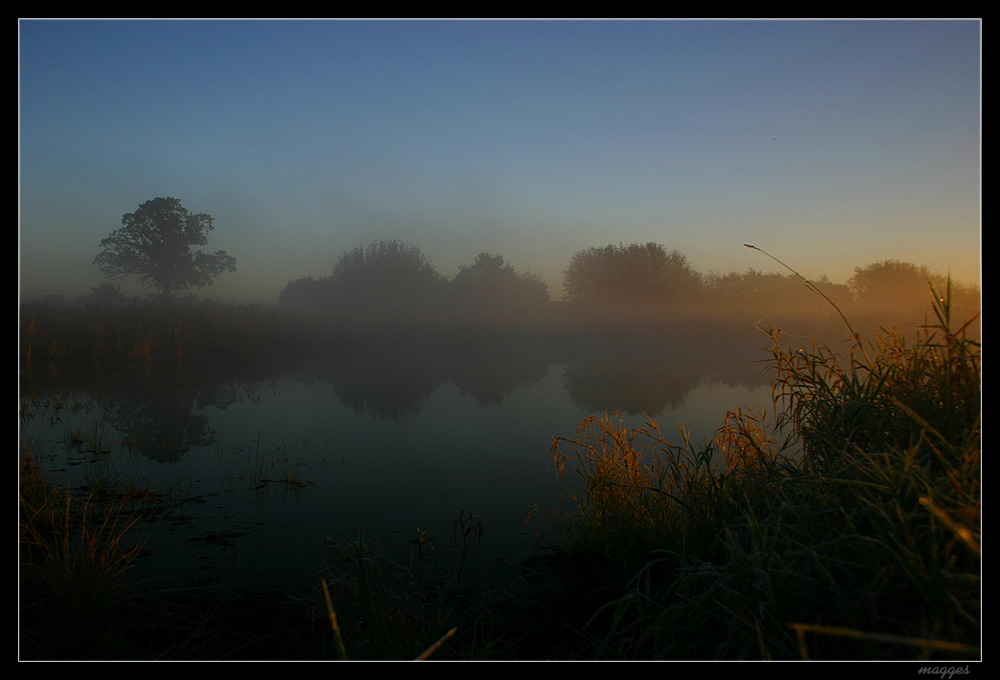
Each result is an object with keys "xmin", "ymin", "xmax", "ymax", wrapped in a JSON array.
[
  {"xmin": 546, "ymin": 281, "xmax": 980, "ymax": 659},
  {"xmin": 18, "ymin": 443, "xmax": 332, "ymax": 660},
  {"xmin": 19, "ymin": 444, "xmax": 150, "ymax": 659},
  {"xmin": 241, "ymin": 434, "xmax": 313, "ymax": 492},
  {"xmin": 312, "ymin": 512, "xmax": 516, "ymax": 660},
  {"xmin": 19, "ymin": 300, "xmax": 274, "ymax": 387}
]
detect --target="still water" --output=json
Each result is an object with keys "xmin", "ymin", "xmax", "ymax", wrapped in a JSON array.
[{"xmin": 20, "ymin": 329, "xmax": 775, "ymax": 596}]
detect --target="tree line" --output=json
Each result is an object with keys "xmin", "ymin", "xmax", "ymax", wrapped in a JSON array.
[
  {"xmin": 278, "ymin": 241, "xmax": 549, "ymax": 321},
  {"xmin": 276, "ymin": 238, "xmax": 978, "ymax": 325},
  {"xmin": 84, "ymin": 197, "xmax": 979, "ymax": 324}
]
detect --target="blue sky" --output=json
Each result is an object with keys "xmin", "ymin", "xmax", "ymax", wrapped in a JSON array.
[{"xmin": 18, "ymin": 19, "xmax": 981, "ymax": 303}]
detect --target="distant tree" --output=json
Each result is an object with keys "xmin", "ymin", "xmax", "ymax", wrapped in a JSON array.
[
  {"xmin": 451, "ymin": 253, "xmax": 549, "ymax": 317},
  {"xmin": 849, "ymin": 260, "xmax": 940, "ymax": 311},
  {"xmin": 704, "ymin": 268, "xmax": 852, "ymax": 318},
  {"xmin": 563, "ymin": 242, "xmax": 701, "ymax": 305},
  {"xmin": 278, "ymin": 275, "xmax": 329, "ymax": 311},
  {"xmin": 810, "ymin": 274, "xmax": 854, "ymax": 314},
  {"xmin": 94, "ymin": 197, "xmax": 236, "ymax": 299},
  {"xmin": 76, "ymin": 280, "xmax": 129, "ymax": 307},
  {"xmin": 328, "ymin": 239, "xmax": 447, "ymax": 318}
]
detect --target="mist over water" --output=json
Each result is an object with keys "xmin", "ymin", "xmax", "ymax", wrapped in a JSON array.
[
  {"xmin": 20, "ymin": 240, "xmax": 984, "ymax": 603},
  {"xmin": 21, "ymin": 304, "xmax": 797, "ymax": 591}
]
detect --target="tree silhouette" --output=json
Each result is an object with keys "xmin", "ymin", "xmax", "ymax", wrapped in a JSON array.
[
  {"xmin": 451, "ymin": 253, "xmax": 549, "ymax": 318},
  {"xmin": 848, "ymin": 259, "xmax": 940, "ymax": 312},
  {"xmin": 327, "ymin": 239, "xmax": 447, "ymax": 319},
  {"xmin": 704, "ymin": 268, "xmax": 852, "ymax": 319},
  {"xmin": 75, "ymin": 280, "xmax": 129, "ymax": 307},
  {"xmin": 278, "ymin": 275, "xmax": 327, "ymax": 311},
  {"xmin": 563, "ymin": 242, "xmax": 701, "ymax": 305},
  {"xmin": 94, "ymin": 197, "xmax": 236, "ymax": 299}
]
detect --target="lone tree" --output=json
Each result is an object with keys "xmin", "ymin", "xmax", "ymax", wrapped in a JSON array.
[{"xmin": 94, "ymin": 197, "xmax": 236, "ymax": 299}]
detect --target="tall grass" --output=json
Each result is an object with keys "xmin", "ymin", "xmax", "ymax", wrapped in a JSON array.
[
  {"xmin": 549, "ymin": 281, "xmax": 980, "ymax": 659},
  {"xmin": 768, "ymin": 279, "xmax": 981, "ymax": 474},
  {"xmin": 19, "ymin": 300, "xmax": 273, "ymax": 383},
  {"xmin": 313, "ymin": 511, "xmax": 510, "ymax": 660},
  {"xmin": 19, "ymin": 444, "xmax": 151, "ymax": 659}
]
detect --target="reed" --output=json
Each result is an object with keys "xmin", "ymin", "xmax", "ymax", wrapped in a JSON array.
[
  {"xmin": 548, "ymin": 280, "xmax": 980, "ymax": 660},
  {"xmin": 313, "ymin": 512, "xmax": 510, "ymax": 660},
  {"xmin": 316, "ymin": 529, "xmax": 455, "ymax": 659},
  {"xmin": 18, "ymin": 300, "xmax": 274, "ymax": 383},
  {"xmin": 19, "ymin": 444, "xmax": 151, "ymax": 659},
  {"xmin": 243, "ymin": 435, "xmax": 312, "ymax": 492}
]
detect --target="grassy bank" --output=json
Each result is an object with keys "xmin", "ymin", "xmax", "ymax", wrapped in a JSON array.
[{"xmin": 547, "ymin": 282, "xmax": 980, "ymax": 659}]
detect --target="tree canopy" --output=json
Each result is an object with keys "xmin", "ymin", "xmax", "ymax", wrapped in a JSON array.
[
  {"xmin": 848, "ymin": 259, "xmax": 938, "ymax": 309},
  {"xmin": 326, "ymin": 239, "xmax": 447, "ymax": 318},
  {"xmin": 274, "ymin": 238, "xmax": 977, "ymax": 331},
  {"xmin": 703, "ymin": 268, "xmax": 853, "ymax": 317},
  {"xmin": 562, "ymin": 242, "xmax": 702, "ymax": 305},
  {"xmin": 94, "ymin": 197, "xmax": 236, "ymax": 299},
  {"xmin": 278, "ymin": 275, "xmax": 326, "ymax": 311},
  {"xmin": 451, "ymin": 253, "xmax": 549, "ymax": 316}
]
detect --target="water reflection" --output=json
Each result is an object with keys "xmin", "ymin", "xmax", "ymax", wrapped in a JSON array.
[
  {"xmin": 105, "ymin": 395, "xmax": 216, "ymax": 463},
  {"xmin": 563, "ymin": 338, "xmax": 703, "ymax": 415},
  {"xmin": 22, "ymin": 321, "xmax": 776, "ymax": 464},
  {"xmin": 273, "ymin": 321, "xmax": 772, "ymax": 426},
  {"xmin": 19, "ymin": 321, "xmax": 785, "ymax": 593}
]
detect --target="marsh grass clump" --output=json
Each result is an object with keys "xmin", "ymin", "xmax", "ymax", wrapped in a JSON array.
[
  {"xmin": 317, "ymin": 531, "xmax": 447, "ymax": 659},
  {"xmin": 241, "ymin": 437, "xmax": 313, "ymax": 493},
  {"xmin": 314, "ymin": 517, "xmax": 514, "ymax": 660},
  {"xmin": 18, "ymin": 445, "xmax": 301, "ymax": 661},
  {"xmin": 548, "ymin": 282, "xmax": 980, "ymax": 660},
  {"xmin": 766, "ymin": 280, "xmax": 981, "ymax": 476},
  {"xmin": 19, "ymin": 445, "xmax": 151, "ymax": 659}
]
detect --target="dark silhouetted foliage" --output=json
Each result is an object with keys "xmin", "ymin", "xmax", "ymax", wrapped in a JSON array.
[
  {"xmin": 75, "ymin": 281, "xmax": 130, "ymax": 307},
  {"xmin": 327, "ymin": 239, "xmax": 448, "ymax": 319},
  {"xmin": 451, "ymin": 253, "xmax": 549, "ymax": 319},
  {"xmin": 273, "ymin": 239, "xmax": 976, "ymax": 336},
  {"xmin": 562, "ymin": 242, "xmax": 702, "ymax": 305},
  {"xmin": 849, "ymin": 259, "xmax": 940, "ymax": 310},
  {"xmin": 703, "ymin": 269, "xmax": 853, "ymax": 320},
  {"xmin": 278, "ymin": 276, "xmax": 328, "ymax": 311},
  {"xmin": 94, "ymin": 197, "xmax": 236, "ymax": 299}
]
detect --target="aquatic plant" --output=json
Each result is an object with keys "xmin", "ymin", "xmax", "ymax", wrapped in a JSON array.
[
  {"xmin": 314, "ymin": 509, "xmax": 509, "ymax": 660},
  {"xmin": 19, "ymin": 445, "xmax": 150, "ymax": 659}
]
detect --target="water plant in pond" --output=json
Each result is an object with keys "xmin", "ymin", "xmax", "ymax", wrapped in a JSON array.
[
  {"xmin": 239, "ymin": 434, "xmax": 313, "ymax": 492},
  {"xmin": 317, "ymin": 528, "xmax": 457, "ymax": 659},
  {"xmin": 314, "ymin": 508, "xmax": 508, "ymax": 660},
  {"xmin": 64, "ymin": 421, "xmax": 113, "ymax": 455},
  {"xmin": 19, "ymin": 445, "xmax": 151, "ymax": 659},
  {"xmin": 450, "ymin": 508, "xmax": 484, "ymax": 581}
]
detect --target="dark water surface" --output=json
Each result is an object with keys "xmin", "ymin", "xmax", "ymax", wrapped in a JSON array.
[{"xmin": 20, "ymin": 328, "xmax": 777, "ymax": 595}]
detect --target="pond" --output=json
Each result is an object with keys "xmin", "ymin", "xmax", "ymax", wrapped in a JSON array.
[{"xmin": 19, "ymin": 324, "xmax": 777, "ymax": 597}]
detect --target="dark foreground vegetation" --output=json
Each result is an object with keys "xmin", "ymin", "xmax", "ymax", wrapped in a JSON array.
[
  {"xmin": 545, "ymin": 284, "xmax": 980, "ymax": 660},
  {"xmin": 18, "ymin": 278, "xmax": 980, "ymax": 662}
]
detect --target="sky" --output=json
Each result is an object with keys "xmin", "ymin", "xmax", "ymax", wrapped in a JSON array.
[{"xmin": 18, "ymin": 18, "xmax": 981, "ymax": 304}]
